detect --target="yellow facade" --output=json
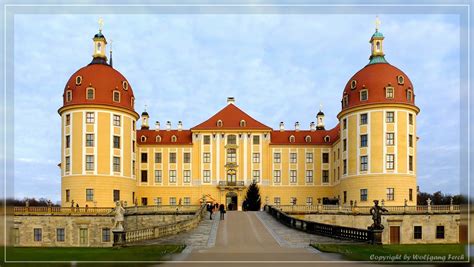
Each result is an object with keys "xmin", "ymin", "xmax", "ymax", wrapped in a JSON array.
[
  {"xmin": 59, "ymin": 100, "xmax": 419, "ymax": 209},
  {"xmin": 59, "ymin": 26, "xmax": 420, "ymax": 209}
]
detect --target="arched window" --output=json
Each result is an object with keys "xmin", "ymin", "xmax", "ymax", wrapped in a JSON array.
[
  {"xmin": 86, "ymin": 87, "xmax": 95, "ymax": 100},
  {"xmin": 217, "ymin": 120, "xmax": 223, "ymax": 127},
  {"xmin": 97, "ymin": 42, "xmax": 101, "ymax": 52},
  {"xmin": 131, "ymin": 97, "xmax": 135, "ymax": 108},
  {"xmin": 140, "ymin": 135, "xmax": 147, "ymax": 142},
  {"xmin": 113, "ymin": 90, "xmax": 120, "ymax": 103},
  {"xmin": 407, "ymin": 89, "xmax": 413, "ymax": 101},
  {"xmin": 289, "ymin": 135, "xmax": 295, "ymax": 143},
  {"xmin": 342, "ymin": 95, "xmax": 349, "ymax": 108},
  {"xmin": 376, "ymin": 41, "xmax": 380, "ymax": 50},
  {"xmin": 240, "ymin": 120, "xmax": 246, "ymax": 127},
  {"xmin": 156, "ymin": 135, "xmax": 161, "ymax": 143},
  {"xmin": 305, "ymin": 135, "xmax": 311, "ymax": 143},
  {"xmin": 171, "ymin": 135, "xmax": 177, "ymax": 142},
  {"xmin": 324, "ymin": 135, "xmax": 330, "ymax": 143},
  {"xmin": 66, "ymin": 90, "xmax": 72, "ymax": 102},
  {"xmin": 122, "ymin": 81, "xmax": 128, "ymax": 90},
  {"xmin": 227, "ymin": 134, "xmax": 237, "ymax": 145},
  {"xmin": 360, "ymin": 89, "xmax": 368, "ymax": 101},
  {"xmin": 385, "ymin": 87, "xmax": 394, "ymax": 99},
  {"xmin": 75, "ymin": 76, "xmax": 82, "ymax": 86}
]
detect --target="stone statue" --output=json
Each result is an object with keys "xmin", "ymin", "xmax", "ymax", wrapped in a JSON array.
[
  {"xmin": 369, "ymin": 200, "xmax": 388, "ymax": 230},
  {"xmin": 112, "ymin": 201, "xmax": 125, "ymax": 231}
]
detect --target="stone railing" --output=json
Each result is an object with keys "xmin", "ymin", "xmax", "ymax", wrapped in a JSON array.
[
  {"xmin": 14, "ymin": 206, "xmax": 114, "ymax": 215},
  {"xmin": 265, "ymin": 205, "xmax": 377, "ymax": 243},
  {"xmin": 217, "ymin": 181, "xmax": 245, "ymax": 187},
  {"xmin": 124, "ymin": 205, "xmax": 202, "ymax": 214},
  {"xmin": 117, "ymin": 204, "xmax": 206, "ymax": 245},
  {"xmin": 274, "ymin": 204, "xmax": 460, "ymax": 215}
]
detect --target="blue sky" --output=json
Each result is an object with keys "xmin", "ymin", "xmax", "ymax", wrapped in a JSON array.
[{"xmin": 13, "ymin": 14, "xmax": 460, "ymax": 202}]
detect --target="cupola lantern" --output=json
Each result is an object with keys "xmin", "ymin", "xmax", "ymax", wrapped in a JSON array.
[
  {"xmin": 368, "ymin": 16, "xmax": 388, "ymax": 65},
  {"xmin": 92, "ymin": 18, "xmax": 108, "ymax": 62}
]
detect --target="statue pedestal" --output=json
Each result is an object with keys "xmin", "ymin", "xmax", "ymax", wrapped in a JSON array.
[
  {"xmin": 112, "ymin": 230, "xmax": 126, "ymax": 247},
  {"xmin": 370, "ymin": 229, "xmax": 383, "ymax": 245}
]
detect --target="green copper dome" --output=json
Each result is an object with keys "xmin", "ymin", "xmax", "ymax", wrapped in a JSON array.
[
  {"xmin": 371, "ymin": 30, "xmax": 384, "ymax": 38},
  {"xmin": 368, "ymin": 55, "xmax": 388, "ymax": 65}
]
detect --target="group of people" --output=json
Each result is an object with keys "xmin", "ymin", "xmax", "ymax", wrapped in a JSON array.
[{"xmin": 206, "ymin": 203, "xmax": 226, "ymax": 220}]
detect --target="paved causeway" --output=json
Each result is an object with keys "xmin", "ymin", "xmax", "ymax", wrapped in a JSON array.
[
  {"xmin": 155, "ymin": 211, "xmax": 354, "ymax": 265},
  {"xmin": 154, "ymin": 211, "xmax": 435, "ymax": 266}
]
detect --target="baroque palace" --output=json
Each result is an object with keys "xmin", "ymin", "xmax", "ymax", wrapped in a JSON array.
[{"xmin": 59, "ymin": 23, "xmax": 419, "ymax": 210}]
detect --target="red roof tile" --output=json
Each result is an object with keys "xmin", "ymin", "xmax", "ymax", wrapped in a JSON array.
[
  {"xmin": 270, "ymin": 124, "xmax": 340, "ymax": 145},
  {"xmin": 137, "ymin": 130, "xmax": 192, "ymax": 145},
  {"xmin": 191, "ymin": 103, "xmax": 271, "ymax": 130},
  {"xmin": 341, "ymin": 63, "xmax": 416, "ymax": 112},
  {"xmin": 62, "ymin": 64, "xmax": 136, "ymax": 113}
]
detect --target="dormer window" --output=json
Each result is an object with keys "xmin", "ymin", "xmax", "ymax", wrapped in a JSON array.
[
  {"xmin": 289, "ymin": 135, "xmax": 295, "ymax": 143},
  {"xmin": 407, "ymin": 89, "xmax": 413, "ymax": 101},
  {"xmin": 140, "ymin": 135, "xmax": 146, "ymax": 142},
  {"xmin": 342, "ymin": 95, "xmax": 349, "ymax": 108},
  {"xmin": 305, "ymin": 135, "xmax": 311, "ymax": 143},
  {"xmin": 324, "ymin": 135, "xmax": 331, "ymax": 143},
  {"xmin": 217, "ymin": 120, "xmax": 223, "ymax": 127},
  {"xmin": 360, "ymin": 89, "xmax": 368, "ymax": 101},
  {"xmin": 397, "ymin": 75, "xmax": 405, "ymax": 85},
  {"xmin": 171, "ymin": 135, "xmax": 177, "ymax": 143},
  {"xmin": 66, "ymin": 90, "xmax": 72, "ymax": 102},
  {"xmin": 156, "ymin": 135, "xmax": 161, "ymax": 143},
  {"xmin": 122, "ymin": 81, "xmax": 128, "ymax": 90},
  {"xmin": 113, "ymin": 90, "xmax": 120, "ymax": 103},
  {"xmin": 75, "ymin": 76, "xmax": 82, "ymax": 86},
  {"xmin": 240, "ymin": 120, "xmax": 246, "ymax": 127},
  {"xmin": 350, "ymin": 80, "xmax": 357, "ymax": 90},
  {"xmin": 86, "ymin": 87, "xmax": 95, "ymax": 100},
  {"xmin": 385, "ymin": 87, "xmax": 394, "ymax": 99}
]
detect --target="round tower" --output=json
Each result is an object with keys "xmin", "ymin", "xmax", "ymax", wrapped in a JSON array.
[
  {"xmin": 58, "ymin": 22, "xmax": 139, "ymax": 207},
  {"xmin": 336, "ymin": 19, "xmax": 419, "ymax": 206}
]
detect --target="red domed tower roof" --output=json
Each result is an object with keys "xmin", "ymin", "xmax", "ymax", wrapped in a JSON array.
[
  {"xmin": 60, "ymin": 29, "xmax": 136, "ymax": 115},
  {"xmin": 340, "ymin": 27, "xmax": 417, "ymax": 113}
]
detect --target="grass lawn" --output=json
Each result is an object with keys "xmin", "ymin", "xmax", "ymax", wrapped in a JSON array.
[
  {"xmin": 2, "ymin": 245, "xmax": 185, "ymax": 266},
  {"xmin": 312, "ymin": 243, "xmax": 468, "ymax": 262}
]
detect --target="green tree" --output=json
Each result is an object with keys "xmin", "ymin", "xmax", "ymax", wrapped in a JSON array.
[{"xmin": 244, "ymin": 181, "xmax": 261, "ymax": 211}]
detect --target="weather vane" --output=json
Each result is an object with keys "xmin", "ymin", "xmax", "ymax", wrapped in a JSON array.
[
  {"xmin": 98, "ymin": 17, "xmax": 104, "ymax": 32},
  {"xmin": 375, "ymin": 16, "xmax": 381, "ymax": 31}
]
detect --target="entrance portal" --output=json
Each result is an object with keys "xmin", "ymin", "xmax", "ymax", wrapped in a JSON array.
[{"xmin": 226, "ymin": 191, "xmax": 238, "ymax": 211}]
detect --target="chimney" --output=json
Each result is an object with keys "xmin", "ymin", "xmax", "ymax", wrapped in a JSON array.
[
  {"xmin": 155, "ymin": 121, "xmax": 160, "ymax": 131},
  {"xmin": 177, "ymin": 121, "xmax": 183, "ymax": 131},
  {"xmin": 227, "ymin": 97, "xmax": 235, "ymax": 105},
  {"xmin": 279, "ymin": 122, "xmax": 285, "ymax": 131},
  {"xmin": 166, "ymin": 121, "xmax": 171, "ymax": 131},
  {"xmin": 295, "ymin": 121, "xmax": 300, "ymax": 131},
  {"xmin": 310, "ymin": 122, "xmax": 316, "ymax": 132}
]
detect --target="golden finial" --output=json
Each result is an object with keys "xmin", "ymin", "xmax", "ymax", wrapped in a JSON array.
[
  {"xmin": 319, "ymin": 103, "xmax": 323, "ymax": 111},
  {"xmin": 98, "ymin": 17, "xmax": 104, "ymax": 32},
  {"xmin": 375, "ymin": 16, "xmax": 381, "ymax": 31}
]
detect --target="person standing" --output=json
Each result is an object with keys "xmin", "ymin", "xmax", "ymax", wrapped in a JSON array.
[
  {"xmin": 219, "ymin": 204, "xmax": 225, "ymax": 220},
  {"xmin": 207, "ymin": 203, "xmax": 213, "ymax": 220}
]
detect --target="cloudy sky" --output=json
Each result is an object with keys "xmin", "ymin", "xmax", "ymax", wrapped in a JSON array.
[{"xmin": 13, "ymin": 13, "xmax": 460, "ymax": 202}]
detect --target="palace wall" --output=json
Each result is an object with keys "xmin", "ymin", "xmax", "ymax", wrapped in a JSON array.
[{"xmin": 302, "ymin": 213, "xmax": 461, "ymax": 244}]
